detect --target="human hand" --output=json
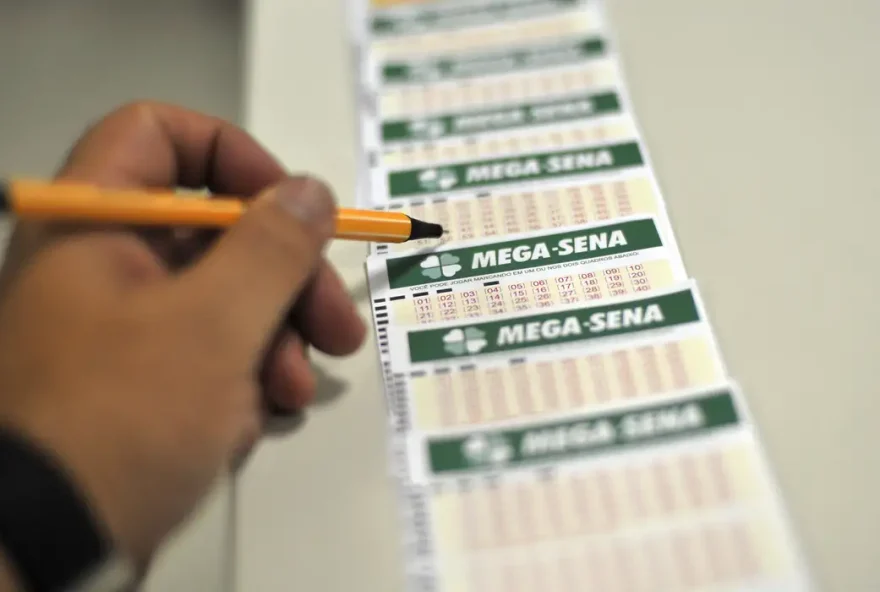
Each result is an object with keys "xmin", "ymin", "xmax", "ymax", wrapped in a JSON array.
[{"xmin": 0, "ymin": 102, "xmax": 366, "ymax": 568}]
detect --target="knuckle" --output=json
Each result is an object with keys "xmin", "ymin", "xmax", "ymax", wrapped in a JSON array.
[
  {"xmin": 298, "ymin": 174, "xmax": 333, "ymax": 196},
  {"xmin": 284, "ymin": 175, "xmax": 338, "ymax": 215},
  {"xmin": 248, "ymin": 197, "xmax": 322, "ymax": 258},
  {"xmin": 59, "ymin": 100, "xmax": 170, "ymax": 176},
  {"xmin": 112, "ymin": 100, "xmax": 164, "ymax": 123}
]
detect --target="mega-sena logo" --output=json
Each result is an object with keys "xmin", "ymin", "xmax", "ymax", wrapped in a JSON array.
[
  {"xmin": 407, "ymin": 118, "xmax": 446, "ymax": 139},
  {"xmin": 417, "ymin": 167, "xmax": 458, "ymax": 191}
]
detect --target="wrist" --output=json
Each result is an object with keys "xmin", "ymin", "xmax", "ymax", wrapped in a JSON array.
[
  {"xmin": 3, "ymin": 403, "xmax": 152, "ymax": 566},
  {"xmin": 0, "ymin": 427, "xmax": 136, "ymax": 591},
  {"xmin": 0, "ymin": 546, "xmax": 23, "ymax": 592}
]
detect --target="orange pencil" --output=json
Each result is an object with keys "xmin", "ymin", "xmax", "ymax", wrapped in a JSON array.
[{"xmin": 0, "ymin": 179, "xmax": 444, "ymax": 243}]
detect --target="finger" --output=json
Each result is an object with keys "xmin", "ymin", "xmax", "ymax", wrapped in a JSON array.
[
  {"xmin": 57, "ymin": 101, "xmax": 286, "ymax": 196},
  {"xmin": 264, "ymin": 333, "xmax": 316, "ymax": 411},
  {"xmin": 3, "ymin": 102, "xmax": 289, "ymax": 289},
  {"xmin": 291, "ymin": 262, "xmax": 366, "ymax": 356},
  {"xmin": 181, "ymin": 176, "xmax": 335, "ymax": 359},
  {"xmin": 137, "ymin": 227, "xmax": 220, "ymax": 272},
  {"xmin": 5, "ymin": 233, "xmax": 166, "ymax": 312}
]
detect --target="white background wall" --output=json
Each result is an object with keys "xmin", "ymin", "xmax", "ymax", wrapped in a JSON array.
[{"xmin": 0, "ymin": 1, "xmax": 241, "ymax": 589}]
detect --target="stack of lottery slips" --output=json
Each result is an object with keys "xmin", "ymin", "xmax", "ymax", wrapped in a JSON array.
[{"xmin": 346, "ymin": 1, "xmax": 814, "ymax": 590}]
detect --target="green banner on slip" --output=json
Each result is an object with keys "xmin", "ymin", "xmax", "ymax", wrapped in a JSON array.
[
  {"xmin": 372, "ymin": 0, "xmax": 583, "ymax": 35},
  {"xmin": 386, "ymin": 218, "xmax": 662, "ymax": 289},
  {"xmin": 407, "ymin": 289, "xmax": 700, "ymax": 363},
  {"xmin": 382, "ymin": 37, "xmax": 606, "ymax": 84},
  {"xmin": 382, "ymin": 91, "xmax": 620, "ymax": 142},
  {"xmin": 426, "ymin": 390, "xmax": 740, "ymax": 475},
  {"xmin": 388, "ymin": 141, "xmax": 643, "ymax": 198}
]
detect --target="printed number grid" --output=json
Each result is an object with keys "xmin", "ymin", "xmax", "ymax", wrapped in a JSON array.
[
  {"xmin": 374, "ymin": 176, "xmax": 659, "ymax": 255},
  {"xmin": 381, "ymin": 61, "xmax": 618, "ymax": 118},
  {"xmin": 410, "ymin": 334, "xmax": 721, "ymax": 430},
  {"xmin": 428, "ymin": 518, "xmax": 791, "ymax": 592},
  {"xmin": 382, "ymin": 119, "xmax": 635, "ymax": 169},
  {"xmin": 396, "ymin": 258, "xmax": 676, "ymax": 326},
  {"xmin": 373, "ymin": 13, "xmax": 598, "ymax": 59},
  {"xmin": 421, "ymin": 442, "xmax": 796, "ymax": 591}
]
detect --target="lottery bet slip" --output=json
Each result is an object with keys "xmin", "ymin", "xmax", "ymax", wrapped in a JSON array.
[
  {"xmin": 368, "ymin": 174, "xmax": 670, "ymax": 257},
  {"xmin": 368, "ymin": 0, "xmax": 590, "ymax": 38},
  {"xmin": 367, "ymin": 214, "xmax": 683, "ymax": 294},
  {"xmin": 398, "ymin": 413, "xmax": 811, "ymax": 591},
  {"xmin": 389, "ymin": 325, "xmax": 729, "ymax": 433},
  {"xmin": 365, "ymin": 3, "xmax": 602, "ymax": 61},
  {"xmin": 386, "ymin": 283, "xmax": 707, "ymax": 369},
  {"xmin": 372, "ymin": 121, "xmax": 644, "ymax": 202},
  {"xmin": 377, "ymin": 109, "xmax": 633, "ymax": 171},
  {"xmin": 377, "ymin": 35, "xmax": 609, "ymax": 87},
  {"xmin": 364, "ymin": 63, "xmax": 627, "ymax": 158},
  {"xmin": 405, "ymin": 383, "xmax": 749, "ymax": 482},
  {"xmin": 370, "ymin": 246, "xmax": 683, "ymax": 329},
  {"xmin": 367, "ymin": 215, "xmax": 685, "ymax": 370},
  {"xmin": 347, "ymin": 0, "xmax": 814, "ymax": 589},
  {"xmin": 370, "ymin": 134, "xmax": 648, "ymax": 206},
  {"xmin": 356, "ymin": 2, "xmax": 639, "ymax": 209}
]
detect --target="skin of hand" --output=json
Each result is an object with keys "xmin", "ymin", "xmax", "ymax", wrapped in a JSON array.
[{"xmin": 0, "ymin": 102, "xmax": 367, "ymax": 577}]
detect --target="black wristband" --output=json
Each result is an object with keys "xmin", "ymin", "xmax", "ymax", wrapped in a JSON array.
[{"xmin": 0, "ymin": 428, "xmax": 110, "ymax": 591}]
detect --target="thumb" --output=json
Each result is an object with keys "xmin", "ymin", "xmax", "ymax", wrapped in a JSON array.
[{"xmin": 181, "ymin": 176, "xmax": 336, "ymax": 354}]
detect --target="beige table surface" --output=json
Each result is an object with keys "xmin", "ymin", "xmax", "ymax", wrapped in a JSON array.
[{"xmin": 239, "ymin": 0, "xmax": 880, "ymax": 591}]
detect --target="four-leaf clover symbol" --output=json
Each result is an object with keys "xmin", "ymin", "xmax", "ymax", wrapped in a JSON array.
[
  {"xmin": 417, "ymin": 167, "xmax": 458, "ymax": 192},
  {"xmin": 442, "ymin": 327, "xmax": 488, "ymax": 355},
  {"xmin": 408, "ymin": 118, "xmax": 446, "ymax": 139},
  {"xmin": 420, "ymin": 253, "xmax": 462, "ymax": 280},
  {"xmin": 461, "ymin": 434, "xmax": 514, "ymax": 467},
  {"xmin": 409, "ymin": 64, "xmax": 443, "ymax": 83}
]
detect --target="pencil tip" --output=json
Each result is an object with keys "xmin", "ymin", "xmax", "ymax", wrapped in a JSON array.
[{"xmin": 408, "ymin": 217, "xmax": 444, "ymax": 240}]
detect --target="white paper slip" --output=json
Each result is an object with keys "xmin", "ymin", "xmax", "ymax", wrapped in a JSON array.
[
  {"xmin": 377, "ymin": 289, "xmax": 723, "ymax": 438},
  {"xmin": 368, "ymin": 214, "xmax": 682, "ymax": 297},
  {"xmin": 368, "ymin": 218, "xmax": 685, "ymax": 395},
  {"xmin": 387, "ymin": 325, "xmax": 728, "ymax": 434},
  {"xmin": 369, "ymin": 137, "xmax": 649, "ymax": 208},
  {"xmin": 370, "ymin": 247, "xmax": 684, "ymax": 330},
  {"xmin": 366, "ymin": 114, "xmax": 644, "ymax": 221},
  {"xmin": 404, "ymin": 383, "xmax": 752, "ymax": 482},
  {"xmin": 371, "ymin": 111, "xmax": 636, "ymax": 180},
  {"xmin": 371, "ymin": 89, "xmax": 621, "ymax": 155},
  {"xmin": 372, "ymin": 33, "xmax": 609, "ymax": 89},
  {"xmin": 396, "ymin": 398, "xmax": 813, "ymax": 590},
  {"xmin": 373, "ymin": 90, "xmax": 624, "ymax": 153},
  {"xmin": 362, "ymin": 6, "xmax": 603, "ymax": 66},
  {"xmin": 369, "ymin": 174, "xmax": 670, "ymax": 257},
  {"xmin": 365, "ymin": 0, "xmax": 591, "ymax": 40},
  {"xmin": 383, "ymin": 281, "xmax": 706, "ymax": 372},
  {"xmin": 374, "ymin": 59, "xmax": 623, "ymax": 123}
]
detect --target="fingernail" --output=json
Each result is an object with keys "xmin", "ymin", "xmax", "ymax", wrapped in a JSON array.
[{"xmin": 275, "ymin": 177, "xmax": 336, "ymax": 235}]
